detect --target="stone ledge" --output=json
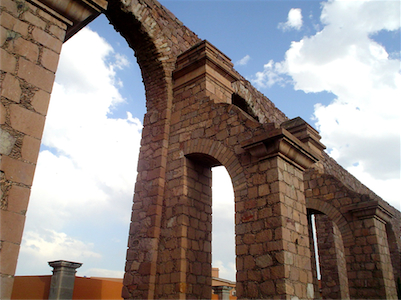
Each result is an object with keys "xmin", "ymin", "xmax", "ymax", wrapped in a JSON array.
[
  {"xmin": 32, "ymin": 0, "xmax": 107, "ymax": 41},
  {"xmin": 28, "ymin": 0, "xmax": 73, "ymax": 26},
  {"xmin": 242, "ymin": 123, "xmax": 320, "ymax": 170},
  {"xmin": 341, "ymin": 200, "xmax": 394, "ymax": 223},
  {"xmin": 281, "ymin": 117, "xmax": 326, "ymax": 159},
  {"xmin": 173, "ymin": 40, "xmax": 239, "ymax": 92}
]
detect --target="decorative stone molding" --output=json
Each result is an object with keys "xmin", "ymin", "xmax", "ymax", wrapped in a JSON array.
[
  {"xmin": 173, "ymin": 40, "xmax": 239, "ymax": 103},
  {"xmin": 29, "ymin": 0, "xmax": 107, "ymax": 41},
  {"xmin": 242, "ymin": 123, "xmax": 320, "ymax": 170},
  {"xmin": 342, "ymin": 200, "xmax": 394, "ymax": 223},
  {"xmin": 281, "ymin": 117, "xmax": 326, "ymax": 159}
]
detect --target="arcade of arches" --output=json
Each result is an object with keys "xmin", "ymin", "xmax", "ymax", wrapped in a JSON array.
[{"xmin": 0, "ymin": 0, "xmax": 400, "ymax": 299}]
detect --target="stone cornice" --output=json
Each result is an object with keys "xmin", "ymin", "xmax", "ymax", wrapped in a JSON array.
[
  {"xmin": 242, "ymin": 123, "xmax": 320, "ymax": 170},
  {"xmin": 48, "ymin": 260, "xmax": 83, "ymax": 270},
  {"xmin": 281, "ymin": 117, "xmax": 326, "ymax": 159},
  {"xmin": 341, "ymin": 200, "xmax": 394, "ymax": 223},
  {"xmin": 173, "ymin": 40, "xmax": 239, "ymax": 91},
  {"xmin": 31, "ymin": 0, "xmax": 107, "ymax": 41}
]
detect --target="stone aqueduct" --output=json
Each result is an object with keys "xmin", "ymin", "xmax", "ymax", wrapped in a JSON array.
[{"xmin": 0, "ymin": 0, "xmax": 400, "ymax": 299}]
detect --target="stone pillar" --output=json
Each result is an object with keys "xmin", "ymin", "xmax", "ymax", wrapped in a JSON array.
[
  {"xmin": 48, "ymin": 260, "xmax": 82, "ymax": 300},
  {"xmin": 344, "ymin": 201, "xmax": 397, "ymax": 299},
  {"xmin": 212, "ymin": 286, "xmax": 233, "ymax": 300},
  {"xmin": 240, "ymin": 118, "xmax": 325, "ymax": 299},
  {"xmin": 0, "ymin": 1, "xmax": 66, "ymax": 298},
  {"xmin": 0, "ymin": 1, "xmax": 105, "ymax": 298},
  {"xmin": 155, "ymin": 156, "xmax": 214, "ymax": 299}
]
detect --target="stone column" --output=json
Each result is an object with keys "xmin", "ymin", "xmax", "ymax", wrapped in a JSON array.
[
  {"xmin": 0, "ymin": 1, "xmax": 105, "ymax": 298},
  {"xmin": 0, "ymin": 1, "xmax": 65, "ymax": 298},
  {"xmin": 240, "ymin": 118, "xmax": 325, "ymax": 299},
  {"xmin": 344, "ymin": 201, "xmax": 397, "ymax": 299},
  {"xmin": 48, "ymin": 260, "xmax": 82, "ymax": 300},
  {"xmin": 212, "ymin": 286, "xmax": 233, "ymax": 300}
]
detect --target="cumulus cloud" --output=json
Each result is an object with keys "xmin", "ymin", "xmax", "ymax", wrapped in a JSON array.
[
  {"xmin": 278, "ymin": 8, "xmax": 303, "ymax": 31},
  {"xmin": 236, "ymin": 54, "xmax": 251, "ymax": 66},
  {"xmin": 24, "ymin": 230, "xmax": 101, "ymax": 260},
  {"xmin": 253, "ymin": 60, "xmax": 286, "ymax": 88},
  {"xmin": 17, "ymin": 28, "xmax": 142, "ymax": 275},
  {"xmin": 255, "ymin": 0, "xmax": 400, "ymax": 209},
  {"xmin": 18, "ymin": 229, "xmax": 101, "ymax": 275}
]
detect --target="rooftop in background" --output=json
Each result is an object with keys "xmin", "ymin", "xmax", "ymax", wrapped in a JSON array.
[{"xmin": 12, "ymin": 266, "xmax": 236, "ymax": 300}]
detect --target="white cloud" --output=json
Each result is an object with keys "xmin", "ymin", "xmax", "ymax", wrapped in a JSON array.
[
  {"xmin": 253, "ymin": 60, "xmax": 286, "ymax": 88},
  {"xmin": 320, "ymin": 0, "xmax": 399, "ymax": 33},
  {"xmin": 255, "ymin": 0, "xmax": 401, "ymax": 209},
  {"xmin": 236, "ymin": 54, "xmax": 251, "ymax": 66},
  {"xmin": 278, "ymin": 8, "xmax": 303, "ymax": 31},
  {"xmin": 17, "ymin": 28, "xmax": 142, "ymax": 275},
  {"xmin": 23, "ymin": 229, "xmax": 101, "ymax": 260},
  {"xmin": 347, "ymin": 164, "xmax": 401, "ymax": 210},
  {"xmin": 114, "ymin": 53, "xmax": 130, "ymax": 70},
  {"xmin": 18, "ymin": 229, "xmax": 101, "ymax": 275}
]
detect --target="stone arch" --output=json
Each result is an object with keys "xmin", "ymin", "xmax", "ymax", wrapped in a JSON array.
[
  {"xmin": 306, "ymin": 198, "xmax": 353, "ymax": 246},
  {"xmin": 151, "ymin": 139, "xmax": 244, "ymax": 299},
  {"xmin": 231, "ymin": 80, "xmax": 288, "ymax": 125},
  {"xmin": 182, "ymin": 138, "xmax": 247, "ymax": 198},
  {"xmin": 101, "ymin": 3, "xmax": 202, "ymax": 299},
  {"xmin": 306, "ymin": 199, "xmax": 351, "ymax": 299},
  {"xmin": 106, "ymin": 0, "xmax": 200, "ymax": 111},
  {"xmin": 152, "ymin": 139, "xmax": 243, "ymax": 299},
  {"xmin": 305, "ymin": 170, "xmax": 398, "ymax": 299}
]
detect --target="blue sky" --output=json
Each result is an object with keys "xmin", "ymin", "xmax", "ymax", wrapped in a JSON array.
[{"xmin": 16, "ymin": 0, "xmax": 400, "ymax": 282}]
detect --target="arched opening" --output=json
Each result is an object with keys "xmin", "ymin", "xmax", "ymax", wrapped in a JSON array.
[
  {"xmin": 15, "ymin": 14, "xmax": 145, "ymax": 278},
  {"xmin": 307, "ymin": 209, "xmax": 350, "ymax": 299}
]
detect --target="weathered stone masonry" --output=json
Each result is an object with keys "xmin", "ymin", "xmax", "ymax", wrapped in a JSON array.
[
  {"xmin": 1, "ymin": 0, "xmax": 400, "ymax": 299},
  {"xmin": 0, "ymin": 0, "xmax": 70, "ymax": 297}
]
